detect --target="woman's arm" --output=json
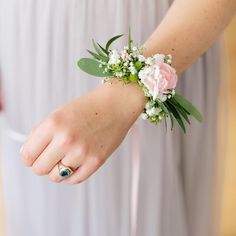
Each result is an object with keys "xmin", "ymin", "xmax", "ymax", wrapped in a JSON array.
[
  {"xmin": 105, "ymin": 0, "xmax": 236, "ymax": 115},
  {"xmin": 143, "ymin": 0, "xmax": 236, "ymax": 73}
]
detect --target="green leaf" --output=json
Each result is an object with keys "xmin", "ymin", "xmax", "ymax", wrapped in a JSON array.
[
  {"xmin": 87, "ymin": 50, "xmax": 102, "ymax": 61},
  {"xmin": 166, "ymin": 101, "xmax": 186, "ymax": 133},
  {"xmin": 169, "ymin": 99, "xmax": 191, "ymax": 124},
  {"xmin": 156, "ymin": 100, "xmax": 174, "ymax": 130},
  {"xmin": 134, "ymin": 61, "xmax": 142, "ymax": 71},
  {"xmin": 169, "ymin": 112, "xmax": 174, "ymax": 130},
  {"xmin": 105, "ymin": 34, "xmax": 123, "ymax": 51},
  {"xmin": 97, "ymin": 43, "xmax": 109, "ymax": 55},
  {"xmin": 175, "ymin": 106, "xmax": 191, "ymax": 124},
  {"xmin": 156, "ymin": 100, "xmax": 169, "ymax": 114},
  {"xmin": 128, "ymin": 27, "xmax": 132, "ymax": 52},
  {"xmin": 92, "ymin": 39, "xmax": 107, "ymax": 57},
  {"xmin": 164, "ymin": 117, "xmax": 167, "ymax": 132},
  {"xmin": 87, "ymin": 49, "xmax": 108, "ymax": 62},
  {"xmin": 77, "ymin": 58, "xmax": 112, "ymax": 77},
  {"xmin": 174, "ymin": 94, "xmax": 203, "ymax": 122}
]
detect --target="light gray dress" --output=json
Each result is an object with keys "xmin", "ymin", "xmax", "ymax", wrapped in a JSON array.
[{"xmin": 0, "ymin": 0, "xmax": 221, "ymax": 236}]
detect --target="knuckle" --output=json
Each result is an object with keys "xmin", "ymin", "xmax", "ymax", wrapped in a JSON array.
[
  {"xmin": 47, "ymin": 112, "xmax": 62, "ymax": 129},
  {"xmin": 76, "ymin": 144, "xmax": 88, "ymax": 158},
  {"xmin": 20, "ymin": 149, "xmax": 34, "ymax": 166},
  {"xmin": 59, "ymin": 132, "xmax": 76, "ymax": 147}
]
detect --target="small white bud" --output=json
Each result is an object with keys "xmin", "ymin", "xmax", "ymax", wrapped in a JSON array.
[
  {"xmin": 145, "ymin": 57, "xmax": 154, "ymax": 66},
  {"xmin": 158, "ymin": 94, "xmax": 167, "ymax": 102},
  {"xmin": 138, "ymin": 55, "xmax": 145, "ymax": 62},
  {"xmin": 141, "ymin": 113, "xmax": 148, "ymax": 120}
]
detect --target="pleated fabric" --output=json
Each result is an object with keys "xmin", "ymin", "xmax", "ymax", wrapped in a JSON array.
[{"xmin": 0, "ymin": 1, "xmax": 221, "ymax": 236}]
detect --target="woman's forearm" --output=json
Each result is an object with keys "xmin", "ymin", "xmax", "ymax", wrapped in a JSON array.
[
  {"xmin": 143, "ymin": 0, "xmax": 236, "ymax": 74},
  {"xmin": 101, "ymin": 0, "xmax": 235, "ymax": 115}
]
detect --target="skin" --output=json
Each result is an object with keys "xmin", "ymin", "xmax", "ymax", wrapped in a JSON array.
[
  {"xmin": 20, "ymin": 0, "xmax": 236, "ymax": 184},
  {"xmin": 21, "ymin": 80, "xmax": 146, "ymax": 184}
]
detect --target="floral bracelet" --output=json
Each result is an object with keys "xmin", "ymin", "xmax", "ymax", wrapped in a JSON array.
[{"xmin": 77, "ymin": 29, "xmax": 202, "ymax": 133}]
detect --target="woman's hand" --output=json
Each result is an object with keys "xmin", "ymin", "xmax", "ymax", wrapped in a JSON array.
[{"xmin": 20, "ymin": 79, "xmax": 146, "ymax": 184}]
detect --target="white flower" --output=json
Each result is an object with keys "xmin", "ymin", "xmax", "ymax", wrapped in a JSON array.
[
  {"xmin": 139, "ymin": 65, "xmax": 161, "ymax": 100},
  {"xmin": 129, "ymin": 65, "xmax": 137, "ymax": 75},
  {"xmin": 153, "ymin": 54, "xmax": 165, "ymax": 63},
  {"xmin": 157, "ymin": 94, "xmax": 167, "ymax": 102},
  {"xmin": 108, "ymin": 50, "xmax": 121, "ymax": 65},
  {"xmin": 171, "ymin": 89, "xmax": 176, "ymax": 96},
  {"xmin": 141, "ymin": 113, "xmax": 148, "ymax": 120},
  {"xmin": 165, "ymin": 54, "xmax": 172, "ymax": 65},
  {"xmin": 138, "ymin": 55, "xmax": 146, "ymax": 62},
  {"xmin": 144, "ymin": 90, "xmax": 151, "ymax": 97},
  {"xmin": 146, "ymin": 107, "xmax": 162, "ymax": 116},
  {"xmin": 132, "ymin": 46, "xmax": 138, "ymax": 51},
  {"xmin": 145, "ymin": 101, "xmax": 153, "ymax": 110},
  {"xmin": 145, "ymin": 57, "xmax": 155, "ymax": 66},
  {"xmin": 138, "ymin": 66, "xmax": 156, "ymax": 81},
  {"xmin": 115, "ymin": 72, "xmax": 124, "ymax": 77},
  {"xmin": 121, "ymin": 49, "xmax": 131, "ymax": 61}
]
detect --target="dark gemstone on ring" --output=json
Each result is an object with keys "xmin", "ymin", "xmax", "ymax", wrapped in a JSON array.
[{"xmin": 60, "ymin": 168, "xmax": 72, "ymax": 177}]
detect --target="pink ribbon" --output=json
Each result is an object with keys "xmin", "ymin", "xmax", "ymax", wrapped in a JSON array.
[{"xmin": 130, "ymin": 120, "xmax": 141, "ymax": 236}]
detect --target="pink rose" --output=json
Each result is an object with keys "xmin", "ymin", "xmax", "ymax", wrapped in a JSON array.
[
  {"xmin": 139, "ymin": 62, "xmax": 178, "ymax": 100},
  {"xmin": 159, "ymin": 62, "xmax": 177, "ymax": 92}
]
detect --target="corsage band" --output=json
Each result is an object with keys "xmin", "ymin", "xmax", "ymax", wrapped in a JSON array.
[{"xmin": 78, "ymin": 29, "xmax": 203, "ymax": 133}]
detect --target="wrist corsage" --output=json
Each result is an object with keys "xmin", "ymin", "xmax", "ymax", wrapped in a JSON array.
[{"xmin": 77, "ymin": 29, "xmax": 202, "ymax": 133}]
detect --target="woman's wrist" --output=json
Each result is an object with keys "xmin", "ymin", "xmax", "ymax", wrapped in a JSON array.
[{"xmin": 98, "ymin": 78, "xmax": 147, "ymax": 125}]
